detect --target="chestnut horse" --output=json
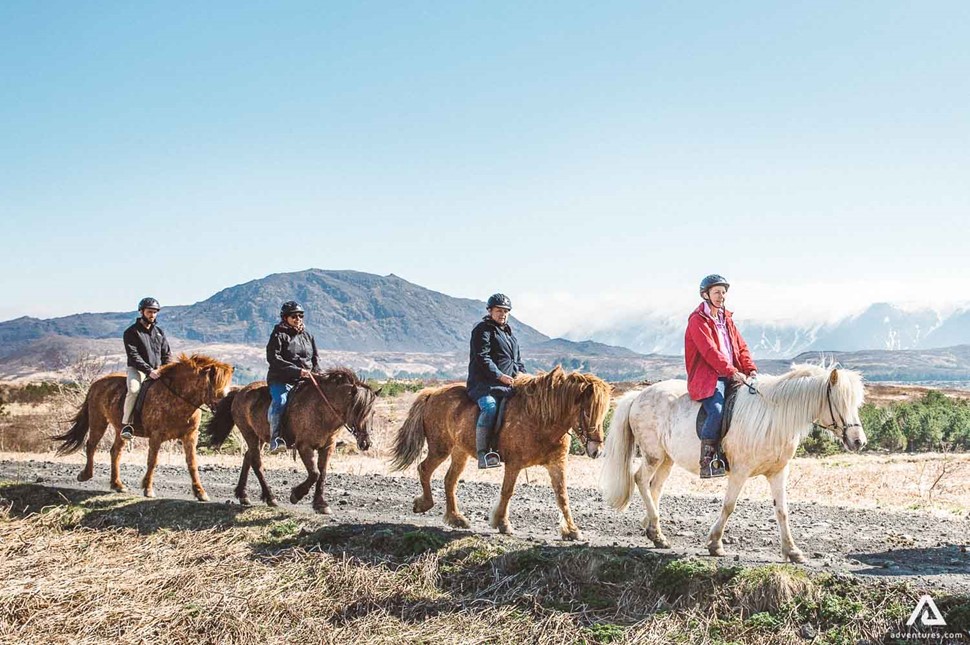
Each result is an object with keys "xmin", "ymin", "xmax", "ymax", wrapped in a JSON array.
[
  {"xmin": 391, "ymin": 366, "xmax": 611, "ymax": 540},
  {"xmin": 54, "ymin": 353, "xmax": 234, "ymax": 501},
  {"xmin": 600, "ymin": 364, "xmax": 866, "ymax": 563},
  {"xmin": 204, "ymin": 367, "xmax": 376, "ymax": 513}
]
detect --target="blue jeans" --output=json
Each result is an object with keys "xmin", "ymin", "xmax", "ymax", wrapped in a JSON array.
[
  {"xmin": 699, "ymin": 378, "xmax": 728, "ymax": 441},
  {"xmin": 268, "ymin": 382, "xmax": 294, "ymax": 438},
  {"xmin": 475, "ymin": 395, "xmax": 498, "ymax": 434}
]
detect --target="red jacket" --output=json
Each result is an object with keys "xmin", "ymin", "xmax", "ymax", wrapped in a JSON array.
[{"xmin": 684, "ymin": 303, "xmax": 758, "ymax": 401}]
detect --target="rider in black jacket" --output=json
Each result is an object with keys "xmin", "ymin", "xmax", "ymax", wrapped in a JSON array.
[
  {"xmin": 266, "ymin": 300, "xmax": 319, "ymax": 453},
  {"xmin": 466, "ymin": 293, "xmax": 526, "ymax": 469},
  {"xmin": 121, "ymin": 297, "xmax": 172, "ymax": 440}
]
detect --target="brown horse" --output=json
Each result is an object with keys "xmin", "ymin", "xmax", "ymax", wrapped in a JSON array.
[
  {"xmin": 54, "ymin": 353, "xmax": 234, "ymax": 501},
  {"xmin": 204, "ymin": 367, "xmax": 377, "ymax": 513},
  {"xmin": 391, "ymin": 366, "xmax": 611, "ymax": 540}
]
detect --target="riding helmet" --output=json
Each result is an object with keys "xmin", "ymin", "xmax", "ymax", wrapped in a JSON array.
[
  {"xmin": 487, "ymin": 293, "xmax": 512, "ymax": 310},
  {"xmin": 280, "ymin": 300, "xmax": 306, "ymax": 317},
  {"xmin": 699, "ymin": 275, "xmax": 730, "ymax": 296},
  {"xmin": 138, "ymin": 297, "xmax": 161, "ymax": 311}
]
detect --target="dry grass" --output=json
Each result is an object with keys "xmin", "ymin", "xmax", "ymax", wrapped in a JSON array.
[{"xmin": 1, "ymin": 482, "xmax": 955, "ymax": 645}]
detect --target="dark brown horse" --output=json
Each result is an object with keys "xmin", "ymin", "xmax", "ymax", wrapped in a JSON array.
[
  {"xmin": 54, "ymin": 353, "xmax": 234, "ymax": 501},
  {"xmin": 204, "ymin": 367, "xmax": 377, "ymax": 513},
  {"xmin": 391, "ymin": 366, "xmax": 611, "ymax": 540}
]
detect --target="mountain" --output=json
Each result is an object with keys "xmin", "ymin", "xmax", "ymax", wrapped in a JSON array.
[
  {"xmin": 0, "ymin": 270, "xmax": 550, "ymax": 356},
  {"xmin": 565, "ymin": 303, "xmax": 965, "ymax": 359}
]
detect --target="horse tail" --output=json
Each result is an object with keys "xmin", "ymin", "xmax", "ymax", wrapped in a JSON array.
[
  {"xmin": 599, "ymin": 389, "xmax": 641, "ymax": 512},
  {"xmin": 390, "ymin": 390, "xmax": 431, "ymax": 471},
  {"xmin": 53, "ymin": 392, "xmax": 92, "ymax": 455},
  {"xmin": 204, "ymin": 389, "xmax": 238, "ymax": 448}
]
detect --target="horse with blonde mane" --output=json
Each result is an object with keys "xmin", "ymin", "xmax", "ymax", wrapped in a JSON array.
[
  {"xmin": 600, "ymin": 364, "xmax": 866, "ymax": 563},
  {"xmin": 54, "ymin": 353, "xmax": 234, "ymax": 501},
  {"xmin": 392, "ymin": 366, "xmax": 611, "ymax": 539}
]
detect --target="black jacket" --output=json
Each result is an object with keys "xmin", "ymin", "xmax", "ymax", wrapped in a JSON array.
[
  {"xmin": 123, "ymin": 320, "xmax": 172, "ymax": 374},
  {"xmin": 266, "ymin": 322, "xmax": 319, "ymax": 385},
  {"xmin": 466, "ymin": 316, "xmax": 526, "ymax": 401}
]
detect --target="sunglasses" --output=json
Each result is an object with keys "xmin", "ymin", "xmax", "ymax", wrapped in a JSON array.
[{"xmin": 288, "ymin": 313, "xmax": 305, "ymax": 319}]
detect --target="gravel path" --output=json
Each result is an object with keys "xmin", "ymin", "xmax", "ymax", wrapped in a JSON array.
[{"xmin": 3, "ymin": 456, "xmax": 969, "ymax": 593}]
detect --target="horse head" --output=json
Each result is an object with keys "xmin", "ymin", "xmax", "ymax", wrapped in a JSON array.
[
  {"xmin": 320, "ymin": 368, "xmax": 376, "ymax": 452},
  {"xmin": 816, "ymin": 368, "xmax": 867, "ymax": 451},
  {"xmin": 572, "ymin": 375, "xmax": 612, "ymax": 458},
  {"xmin": 168, "ymin": 354, "xmax": 234, "ymax": 409}
]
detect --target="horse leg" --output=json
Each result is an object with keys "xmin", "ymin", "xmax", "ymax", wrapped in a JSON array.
[
  {"xmin": 235, "ymin": 450, "xmax": 253, "ymax": 505},
  {"xmin": 289, "ymin": 446, "xmax": 318, "ymax": 505},
  {"xmin": 442, "ymin": 451, "xmax": 470, "ymax": 528},
  {"xmin": 181, "ymin": 431, "xmax": 209, "ymax": 502},
  {"xmin": 412, "ymin": 446, "xmax": 448, "ymax": 514},
  {"xmin": 78, "ymin": 409, "xmax": 108, "ymax": 483},
  {"xmin": 768, "ymin": 467, "xmax": 805, "ymax": 563},
  {"xmin": 706, "ymin": 470, "xmax": 748, "ymax": 556},
  {"xmin": 546, "ymin": 461, "xmax": 581, "ymax": 541},
  {"xmin": 489, "ymin": 465, "xmax": 521, "ymax": 535},
  {"xmin": 312, "ymin": 441, "xmax": 336, "ymax": 514},
  {"xmin": 634, "ymin": 454, "xmax": 671, "ymax": 548},
  {"xmin": 109, "ymin": 427, "xmax": 127, "ymax": 492},
  {"xmin": 140, "ymin": 436, "xmax": 161, "ymax": 498},
  {"xmin": 250, "ymin": 445, "xmax": 277, "ymax": 506}
]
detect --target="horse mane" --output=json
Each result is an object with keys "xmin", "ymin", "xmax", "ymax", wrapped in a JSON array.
[
  {"xmin": 316, "ymin": 366, "xmax": 375, "ymax": 429},
  {"xmin": 318, "ymin": 366, "xmax": 366, "ymax": 388},
  {"xmin": 161, "ymin": 353, "xmax": 233, "ymax": 375},
  {"xmin": 513, "ymin": 366, "xmax": 612, "ymax": 426},
  {"xmin": 729, "ymin": 362, "xmax": 865, "ymax": 455}
]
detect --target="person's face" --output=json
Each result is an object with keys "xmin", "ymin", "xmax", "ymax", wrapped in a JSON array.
[
  {"xmin": 286, "ymin": 312, "xmax": 305, "ymax": 326},
  {"xmin": 706, "ymin": 286, "xmax": 727, "ymax": 309},
  {"xmin": 489, "ymin": 307, "xmax": 510, "ymax": 325},
  {"xmin": 140, "ymin": 308, "xmax": 159, "ymax": 324}
]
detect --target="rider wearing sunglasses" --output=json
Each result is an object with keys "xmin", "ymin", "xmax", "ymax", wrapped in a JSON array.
[{"xmin": 266, "ymin": 300, "xmax": 320, "ymax": 453}]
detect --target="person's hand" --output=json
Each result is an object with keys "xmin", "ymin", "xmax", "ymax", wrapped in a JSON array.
[
  {"xmin": 731, "ymin": 371, "xmax": 747, "ymax": 385},
  {"xmin": 749, "ymin": 371, "xmax": 758, "ymax": 380},
  {"xmin": 148, "ymin": 370, "xmax": 160, "ymax": 380},
  {"xmin": 499, "ymin": 374, "xmax": 514, "ymax": 386},
  {"xmin": 300, "ymin": 369, "xmax": 312, "ymax": 379}
]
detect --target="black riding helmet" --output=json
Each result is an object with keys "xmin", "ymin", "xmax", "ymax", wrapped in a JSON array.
[
  {"xmin": 487, "ymin": 293, "xmax": 512, "ymax": 310},
  {"xmin": 280, "ymin": 300, "xmax": 305, "ymax": 317},
  {"xmin": 699, "ymin": 274, "xmax": 730, "ymax": 297},
  {"xmin": 138, "ymin": 297, "xmax": 160, "ymax": 311}
]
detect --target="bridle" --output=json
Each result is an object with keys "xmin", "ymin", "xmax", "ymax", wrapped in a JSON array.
[
  {"xmin": 306, "ymin": 373, "xmax": 367, "ymax": 443},
  {"xmin": 814, "ymin": 380, "xmax": 862, "ymax": 439},
  {"xmin": 570, "ymin": 399, "xmax": 595, "ymax": 452}
]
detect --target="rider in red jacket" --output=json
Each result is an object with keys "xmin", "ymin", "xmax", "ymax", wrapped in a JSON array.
[{"xmin": 685, "ymin": 274, "xmax": 758, "ymax": 478}]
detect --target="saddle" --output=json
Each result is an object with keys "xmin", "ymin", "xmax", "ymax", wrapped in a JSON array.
[
  {"xmin": 695, "ymin": 381, "xmax": 740, "ymax": 471},
  {"xmin": 276, "ymin": 381, "xmax": 309, "ymax": 445},
  {"xmin": 129, "ymin": 378, "xmax": 158, "ymax": 429}
]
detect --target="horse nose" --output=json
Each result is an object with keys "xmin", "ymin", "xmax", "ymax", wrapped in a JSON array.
[{"xmin": 586, "ymin": 441, "xmax": 602, "ymax": 459}]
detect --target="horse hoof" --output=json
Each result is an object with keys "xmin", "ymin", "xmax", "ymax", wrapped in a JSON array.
[
  {"xmin": 314, "ymin": 504, "xmax": 332, "ymax": 515},
  {"xmin": 654, "ymin": 539, "xmax": 671, "ymax": 549},
  {"xmin": 562, "ymin": 529, "xmax": 583, "ymax": 541},
  {"xmin": 787, "ymin": 551, "xmax": 807, "ymax": 564},
  {"xmin": 195, "ymin": 492, "xmax": 210, "ymax": 503},
  {"xmin": 708, "ymin": 545, "xmax": 726, "ymax": 557},
  {"xmin": 110, "ymin": 484, "xmax": 126, "ymax": 493},
  {"xmin": 264, "ymin": 497, "xmax": 278, "ymax": 508},
  {"xmin": 77, "ymin": 471, "xmax": 93, "ymax": 483},
  {"xmin": 413, "ymin": 498, "xmax": 434, "ymax": 514},
  {"xmin": 239, "ymin": 497, "xmax": 252, "ymax": 506},
  {"xmin": 444, "ymin": 514, "xmax": 471, "ymax": 529},
  {"xmin": 496, "ymin": 522, "xmax": 513, "ymax": 535},
  {"xmin": 289, "ymin": 490, "xmax": 301, "ymax": 504},
  {"xmin": 144, "ymin": 489, "xmax": 156, "ymax": 499}
]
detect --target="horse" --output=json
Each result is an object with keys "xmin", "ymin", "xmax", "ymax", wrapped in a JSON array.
[
  {"xmin": 599, "ymin": 364, "xmax": 866, "ymax": 563},
  {"xmin": 391, "ymin": 366, "xmax": 611, "ymax": 540},
  {"xmin": 54, "ymin": 353, "xmax": 234, "ymax": 501},
  {"xmin": 204, "ymin": 367, "xmax": 377, "ymax": 513}
]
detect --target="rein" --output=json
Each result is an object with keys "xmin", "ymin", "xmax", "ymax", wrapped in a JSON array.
[
  {"xmin": 306, "ymin": 373, "xmax": 364, "ymax": 441},
  {"xmin": 156, "ymin": 375, "xmax": 210, "ymax": 413},
  {"xmin": 813, "ymin": 381, "xmax": 862, "ymax": 437}
]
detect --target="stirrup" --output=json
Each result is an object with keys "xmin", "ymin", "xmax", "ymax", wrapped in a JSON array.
[
  {"xmin": 269, "ymin": 437, "xmax": 288, "ymax": 455},
  {"xmin": 121, "ymin": 424, "xmax": 134, "ymax": 441},
  {"xmin": 701, "ymin": 455, "xmax": 727, "ymax": 479},
  {"xmin": 478, "ymin": 450, "xmax": 501, "ymax": 469}
]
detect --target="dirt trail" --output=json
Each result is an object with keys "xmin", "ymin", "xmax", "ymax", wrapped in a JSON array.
[{"xmin": 2, "ymin": 453, "xmax": 969, "ymax": 593}]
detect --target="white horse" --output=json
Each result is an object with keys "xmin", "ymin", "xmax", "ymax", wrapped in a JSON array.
[{"xmin": 600, "ymin": 364, "xmax": 866, "ymax": 563}]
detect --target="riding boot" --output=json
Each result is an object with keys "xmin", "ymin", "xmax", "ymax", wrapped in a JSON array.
[
  {"xmin": 699, "ymin": 440, "xmax": 726, "ymax": 479},
  {"xmin": 268, "ymin": 414, "xmax": 287, "ymax": 454},
  {"xmin": 476, "ymin": 422, "xmax": 501, "ymax": 469}
]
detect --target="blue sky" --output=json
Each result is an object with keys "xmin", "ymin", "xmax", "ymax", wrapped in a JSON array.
[{"xmin": 2, "ymin": 2, "xmax": 968, "ymax": 335}]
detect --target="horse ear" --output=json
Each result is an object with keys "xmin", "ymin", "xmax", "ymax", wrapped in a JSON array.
[{"xmin": 829, "ymin": 368, "xmax": 839, "ymax": 385}]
